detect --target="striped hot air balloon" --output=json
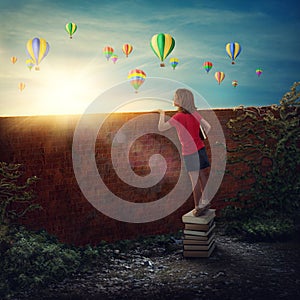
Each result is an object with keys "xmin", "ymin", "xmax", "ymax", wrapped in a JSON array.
[
  {"xmin": 111, "ymin": 54, "xmax": 118, "ymax": 64},
  {"xmin": 232, "ymin": 80, "xmax": 238, "ymax": 87},
  {"xmin": 170, "ymin": 57, "xmax": 179, "ymax": 70},
  {"xmin": 215, "ymin": 71, "xmax": 225, "ymax": 85},
  {"xmin": 103, "ymin": 46, "xmax": 114, "ymax": 61},
  {"xmin": 122, "ymin": 43, "xmax": 133, "ymax": 57},
  {"xmin": 26, "ymin": 37, "xmax": 50, "ymax": 71},
  {"xmin": 203, "ymin": 61, "xmax": 213, "ymax": 74},
  {"xmin": 128, "ymin": 69, "xmax": 146, "ymax": 93},
  {"xmin": 226, "ymin": 42, "xmax": 241, "ymax": 64},
  {"xmin": 65, "ymin": 22, "xmax": 77, "ymax": 39},
  {"xmin": 256, "ymin": 68, "xmax": 263, "ymax": 77},
  {"xmin": 150, "ymin": 33, "xmax": 175, "ymax": 67},
  {"xmin": 26, "ymin": 58, "xmax": 34, "ymax": 71}
]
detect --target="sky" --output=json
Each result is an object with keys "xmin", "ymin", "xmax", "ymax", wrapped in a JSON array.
[{"xmin": 0, "ymin": 0, "xmax": 299, "ymax": 116}]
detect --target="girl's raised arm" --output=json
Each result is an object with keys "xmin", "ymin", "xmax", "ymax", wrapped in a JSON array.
[{"xmin": 158, "ymin": 110, "xmax": 172, "ymax": 131}]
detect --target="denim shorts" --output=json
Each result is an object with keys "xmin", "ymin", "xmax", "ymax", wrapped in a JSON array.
[{"xmin": 183, "ymin": 147, "xmax": 210, "ymax": 172}]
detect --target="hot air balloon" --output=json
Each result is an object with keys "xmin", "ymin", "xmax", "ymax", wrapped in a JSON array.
[
  {"xmin": 26, "ymin": 58, "xmax": 34, "ymax": 71},
  {"xmin": 256, "ymin": 68, "xmax": 263, "ymax": 77},
  {"xmin": 170, "ymin": 57, "xmax": 179, "ymax": 70},
  {"xmin": 11, "ymin": 56, "xmax": 17, "ymax": 64},
  {"xmin": 26, "ymin": 37, "xmax": 50, "ymax": 71},
  {"xmin": 103, "ymin": 46, "xmax": 114, "ymax": 61},
  {"xmin": 122, "ymin": 44, "xmax": 133, "ymax": 57},
  {"xmin": 232, "ymin": 80, "xmax": 238, "ymax": 87},
  {"xmin": 111, "ymin": 54, "xmax": 118, "ymax": 64},
  {"xmin": 215, "ymin": 71, "xmax": 225, "ymax": 85},
  {"xmin": 226, "ymin": 42, "xmax": 241, "ymax": 64},
  {"xmin": 65, "ymin": 22, "xmax": 77, "ymax": 39},
  {"xmin": 150, "ymin": 33, "xmax": 175, "ymax": 67},
  {"xmin": 18, "ymin": 82, "xmax": 25, "ymax": 92},
  {"xmin": 203, "ymin": 61, "xmax": 213, "ymax": 74},
  {"xmin": 128, "ymin": 69, "xmax": 146, "ymax": 93}
]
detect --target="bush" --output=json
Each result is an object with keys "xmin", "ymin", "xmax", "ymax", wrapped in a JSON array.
[
  {"xmin": 0, "ymin": 225, "xmax": 182, "ymax": 299},
  {"xmin": 221, "ymin": 82, "xmax": 300, "ymax": 241},
  {"xmin": 223, "ymin": 207, "xmax": 296, "ymax": 241},
  {"xmin": 241, "ymin": 218, "xmax": 295, "ymax": 241},
  {"xmin": 0, "ymin": 226, "xmax": 89, "ymax": 299}
]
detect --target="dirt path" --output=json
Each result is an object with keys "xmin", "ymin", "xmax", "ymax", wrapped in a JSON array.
[{"xmin": 14, "ymin": 231, "xmax": 300, "ymax": 300}]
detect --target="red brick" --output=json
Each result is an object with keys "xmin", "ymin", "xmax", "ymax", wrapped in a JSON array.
[{"xmin": 0, "ymin": 110, "xmax": 265, "ymax": 245}]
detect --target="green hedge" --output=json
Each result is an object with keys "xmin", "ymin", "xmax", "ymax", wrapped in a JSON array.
[{"xmin": 0, "ymin": 226, "xmax": 99, "ymax": 299}]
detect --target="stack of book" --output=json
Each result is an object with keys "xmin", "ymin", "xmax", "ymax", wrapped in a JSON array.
[{"xmin": 182, "ymin": 209, "xmax": 216, "ymax": 258}]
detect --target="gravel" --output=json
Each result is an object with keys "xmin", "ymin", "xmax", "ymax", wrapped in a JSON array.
[{"xmin": 11, "ymin": 227, "xmax": 300, "ymax": 300}]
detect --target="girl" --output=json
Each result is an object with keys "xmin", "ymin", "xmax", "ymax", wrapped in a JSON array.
[{"xmin": 158, "ymin": 88, "xmax": 211, "ymax": 216}]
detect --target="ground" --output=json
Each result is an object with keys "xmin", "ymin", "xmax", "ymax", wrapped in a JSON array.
[{"xmin": 12, "ymin": 226, "xmax": 300, "ymax": 300}]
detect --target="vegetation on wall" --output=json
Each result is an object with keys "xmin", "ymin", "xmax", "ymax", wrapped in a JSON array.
[
  {"xmin": 221, "ymin": 82, "xmax": 300, "ymax": 241},
  {"xmin": 0, "ymin": 162, "xmax": 40, "ymax": 225},
  {"xmin": 0, "ymin": 162, "xmax": 42, "ymax": 262}
]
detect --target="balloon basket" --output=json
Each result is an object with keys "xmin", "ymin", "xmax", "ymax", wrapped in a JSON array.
[
  {"xmin": 231, "ymin": 62, "xmax": 235, "ymax": 65},
  {"xmin": 35, "ymin": 66, "xmax": 40, "ymax": 71},
  {"xmin": 160, "ymin": 63, "xmax": 165, "ymax": 67}
]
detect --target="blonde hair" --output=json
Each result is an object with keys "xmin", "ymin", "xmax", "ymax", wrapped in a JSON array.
[{"xmin": 173, "ymin": 88, "xmax": 197, "ymax": 113}]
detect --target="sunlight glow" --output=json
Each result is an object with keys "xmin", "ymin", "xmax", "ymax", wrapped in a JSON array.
[{"xmin": 27, "ymin": 65, "xmax": 103, "ymax": 115}]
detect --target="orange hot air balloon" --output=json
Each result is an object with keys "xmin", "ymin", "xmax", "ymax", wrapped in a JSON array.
[
  {"xmin": 122, "ymin": 43, "xmax": 133, "ymax": 57},
  {"xmin": 11, "ymin": 56, "xmax": 17, "ymax": 64},
  {"xmin": 232, "ymin": 80, "xmax": 238, "ymax": 87},
  {"xmin": 214, "ymin": 71, "xmax": 225, "ymax": 85},
  {"xmin": 18, "ymin": 82, "xmax": 25, "ymax": 92}
]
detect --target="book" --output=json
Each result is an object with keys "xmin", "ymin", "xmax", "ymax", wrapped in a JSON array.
[
  {"xmin": 184, "ymin": 223, "xmax": 216, "ymax": 237},
  {"xmin": 183, "ymin": 234, "xmax": 215, "ymax": 246},
  {"xmin": 184, "ymin": 219, "xmax": 214, "ymax": 231},
  {"xmin": 182, "ymin": 209, "xmax": 215, "ymax": 225},
  {"xmin": 183, "ymin": 242, "xmax": 216, "ymax": 258},
  {"xmin": 184, "ymin": 231, "xmax": 213, "ymax": 241},
  {"xmin": 199, "ymin": 125, "xmax": 207, "ymax": 140},
  {"xmin": 184, "ymin": 240, "xmax": 214, "ymax": 251}
]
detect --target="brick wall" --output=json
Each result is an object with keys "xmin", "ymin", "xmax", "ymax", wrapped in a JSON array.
[{"xmin": 0, "ymin": 109, "xmax": 248, "ymax": 245}]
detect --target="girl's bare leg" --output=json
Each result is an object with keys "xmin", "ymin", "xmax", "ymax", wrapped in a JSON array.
[
  {"xmin": 188, "ymin": 170, "xmax": 201, "ymax": 208},
  {"xmin": 188, "ymin": 170, "xmax": 210, "ymax": 216},
  {"xmin": 199, "ymin": 169, "xmax": 209, "ymax": 205}
]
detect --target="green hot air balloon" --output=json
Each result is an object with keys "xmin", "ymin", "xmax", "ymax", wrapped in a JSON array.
[
  {"xmin": 150, "ymin": 33, "xmax": 175, "ymax": 67},
  {"xmin": 65, "ymin": 22, "xmax": 77, "ymax": 39}
]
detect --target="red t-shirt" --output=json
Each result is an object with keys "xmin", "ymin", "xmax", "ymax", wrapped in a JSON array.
[{"xmin": 169, "ymin": 111, "xmax": 205, "ymax": 155}]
